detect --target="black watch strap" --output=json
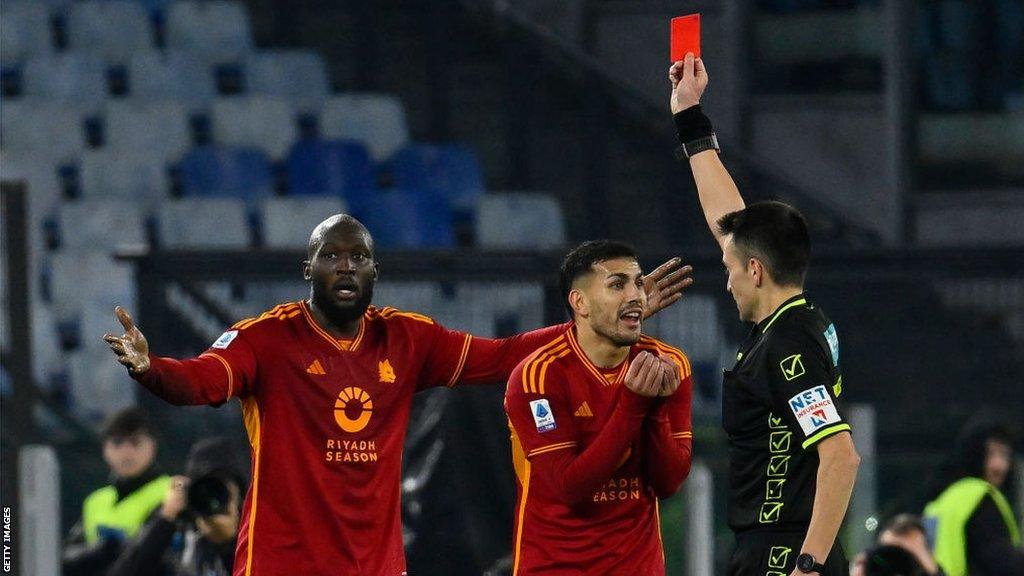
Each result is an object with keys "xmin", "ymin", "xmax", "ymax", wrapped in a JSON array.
[
  {"xmin": 796, "ymin": 553, "xmax": 826, "ymax": 573},
  {"xmin": 674, "ymin": 133, "xmax": 720, "ymax": 161}
]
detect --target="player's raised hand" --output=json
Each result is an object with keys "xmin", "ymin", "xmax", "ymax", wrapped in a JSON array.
[
  {"xmin": 642, "ymin": 257, "xmax": 694, "ymax": 319},
  {"xmin": 656, "ymin": 357, "xmax": 682, "ymax": 397},
  {"xmin": 670, "ymin": 52, "xmax": 708, "ymax": 114},
  {"xmin": 103, "ymin": 306, "xmax": 150, "ymax": 375},
  {"xmin": 624, "ymin": 352, "xmax": 662, "ymax": 398}
]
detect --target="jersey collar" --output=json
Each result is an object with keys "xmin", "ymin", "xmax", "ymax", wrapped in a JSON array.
[
  {"xmin": 566, "ymin": 326, "xmax": 629, "ymax": 387},
  {"xmin": 300, "ymin": 300, "xmax": 365, "ymax": 351},
  {"xmin": 757, "ymin": 293, "xmax": 808, "ymax": 334}
]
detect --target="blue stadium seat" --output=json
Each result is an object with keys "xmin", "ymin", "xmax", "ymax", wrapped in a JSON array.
[
  {"xmin": 319, "ymin": 94, "xmax": 409, "ymax": 161},
  {"xmin": 260, "ymin": 197, "xmax": 347, "ymax": 249},
  {"xmin": 67, "ymin": 1, "xmax": 154, "ymax": 64},
  {"xmin": 156, "ymin": 197, "xmax": 251, "ymax": 248},
  {"xmin": 165, "ymin": 0, "xmax": 253, "ymax": 64},
  {"xmin": 104, "ymin": 100, "xmax": 191, "ymax": 165},
  {"xmin": 244, "ymin": 50, "xmax": 329, "ymax": 112},
  {"xmin": 211, "ymin": 96, "xmax": 298, "ymax": 159},
  {"xmin": 388, "ymin": 144, "xmax": 485, "ymax": 221},
  {"xmin": 23, "ymin": 54, "xmax": 108, "ymax": 113},
  {"xmin": 1, "ymin": 2, "xmax": 53, "ymax": 66},
  {"xmin": 286, "ymin": 139, "xmax": 375, "ymax": 210},
  {"xmin": 1, "ymin": 100, "xmax": 88, "ymax": 164},
  {"xmin": 78, "ymin": 150, "xmax": 168, "ymax": 205},
  {"xmin": 57, "ymin": 198, "xmax": 147, "ymax": 251},
  {"xmin": 177, "ymin": 145, "xmax": 273, "ymax": 201},
  {"xmin": 359, "ymin": 189, "xmax": 454, "ymax": 248},
  {"xmin": 128, "ymin": 50, "xmax": 216, "ymax": 113},
  {"xmin": 474, "ymin": 192, "xmax": 565, "ymax": 249}
]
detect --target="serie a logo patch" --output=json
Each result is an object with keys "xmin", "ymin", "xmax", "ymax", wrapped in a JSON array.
[
  {"xmin": 529, "ymin": 399, "xmax": 557, "ymax": 433},
  {"xmin": 211, "ymin": 330, "xmax": 238, "ymax": 349}
]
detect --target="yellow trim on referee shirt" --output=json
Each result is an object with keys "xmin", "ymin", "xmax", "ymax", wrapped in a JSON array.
[{"xmin": 802, "ymin": 423, "xmax": 851, "ymax": 450}]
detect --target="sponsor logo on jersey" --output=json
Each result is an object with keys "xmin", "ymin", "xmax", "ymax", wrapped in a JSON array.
[
  {"xmin": 788, "ymin": 385, "xmax": 841, "ymax": 435},
  {"xmin": 334, "ymin": 387, "xmax": 373, "ymax": 433},
  {"xmin": 211, "ymin": 330, "xmax": 238, "ymax": 349},
  {"xmin": 306, "ymin": 359, "xmax": 326, "ymax": 375},
  {"xmin": 529, "ymin": 399, "xmax": 557, "ymax": 432}
]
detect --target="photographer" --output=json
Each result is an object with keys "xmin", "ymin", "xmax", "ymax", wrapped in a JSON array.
[{"xmin": 107, "ymin": 437, "xmax": 248, "ymax": 576}]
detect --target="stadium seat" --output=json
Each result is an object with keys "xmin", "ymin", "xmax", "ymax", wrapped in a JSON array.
[
  {"xmin": 1, "ymin": 100, "xmax": 88, "ymax": 163},
  {"xmin": 389, "ymin": 144, "xmax": 485, "ymax": 220},
  {"xmin": 0, "ymin": 152, "xmax": 62, "ymax": 279},
  {"xmin": 244, "ymin": 50, "xmax": 330, "ymax": 112},
  {"xmin": 78, "ymin": 150, "xmax": 169, "ymax": 206},
  {"xmin": 66, "ymin": 1, "xmax": 154, "ymax": 64},
  {"xmin": 30, "ymin": 298, "xmax": 66, "ymax": 391},
  {"xmin": 156, "ymin": 197, "xmax": 251, "ymax": 248},
  {"xmin": 48, "ymin": 250, "xmax": 135, "ymax": 329},
  {"xmin": 260, "ymin": 197, "xmax": 348, "ymax": 250},
  {"xmin": 474, "ymin": 192, "xmax": 565, "ymax": 249},
  {"xmin": 286, "ymin": 139, "xmax": 375, "ymax": 207},
  {"xmin": 359, "ymin": 189, "xmax": 454, "ymax": 248},
  {"xmin": 23, "ymin": 54, "xmax": 108, "ymax": 113},
  {"xmin": 104, "ymin": 100, "xmax": 191, "ymax": 165},
  {"xmin": 128, "ymin": 50, "xmax": 216, "ymax": 113},
  {"xmin": 211, "ymin": 96, "xmax": 298, "ymax": 159},
  {"xmin": 68, "ymin": 347, "xmax": 136, "ymax": 422},
  {"xmin": 0, "ymin": 2, "xmax": 53, "ymax": 66},
  {"xmin": 165, "ymin": 0, "xmax": 253, "ymax": 64},
  {"xmin": 177, "ymin": 145, "xmax": 274, "ymax": 200},
  {"xmin": 319, "ymin": 94, "xmax": 410, "ymax": 161},
  {"xmin": 56, "ymin": 198, "xmax": 147, "ymax": 252}
]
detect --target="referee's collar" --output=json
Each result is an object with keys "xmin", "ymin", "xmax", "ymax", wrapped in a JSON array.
[{"xmin": 756, "ymin": 293, "xmax": 808, "ymax": 335}]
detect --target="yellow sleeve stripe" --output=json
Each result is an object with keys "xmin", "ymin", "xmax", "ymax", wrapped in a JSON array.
[
  {"xmin": 379, "ymin": 307, "xmax": 434, "ymax": 324},
  {"xmin": 200, "ymin": 351, "xmax": 234, "ymax": 399},
  {"xmin": 520, "ymin": 337, "xmax": 568, "ymax": 394},
  {"xmin": 233, "ymin": 302, "xmax": 301, "ymax": 330},
  {"xmin": 534, "ymin": 349, "xmax": 569, "ymax": 395},
  {"xmin": 672, "ymin": 431, "xmax": 693, "ymax": 439},
  {"xmin": 527, "ymin": 441, "xmax": 577, "ymax": 458},
  {"xmin": 802, "ymin": 423, "xmax": 852, "ymax": 450},
  {"xmin": 446, "ymin": 334, "xmax": 473, "ymax": 388}
]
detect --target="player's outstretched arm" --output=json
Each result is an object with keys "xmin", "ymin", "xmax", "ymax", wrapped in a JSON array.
[
  {"xmin": 670, "ymin": 54, "xmax": 745, "ymax": 249},
  {"xmin": 642, "ymin": 257, "xmax": 694, "ymax": 319},
  {"xmin": 103, "ymin": 307, "xmax": 251, "ymax": 406}
]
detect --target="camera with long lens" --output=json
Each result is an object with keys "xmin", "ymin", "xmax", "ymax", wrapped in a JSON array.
[{"xmin": 186, "ymin": 472, "xmax": 233, "ymax": 517}]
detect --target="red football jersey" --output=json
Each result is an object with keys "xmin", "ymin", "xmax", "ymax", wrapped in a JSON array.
[
  {"xmin": 134, "ymin": 301, "xmax": 568, "ymax": 576},
  {"xmin": 504, "ymin": 328, "xmax": 693, "ymax": 576}
]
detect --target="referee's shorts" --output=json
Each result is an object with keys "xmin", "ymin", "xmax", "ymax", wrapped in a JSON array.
[{"xmin": 727, "ymin": 529, "xmax": 848, "ymax": 576}]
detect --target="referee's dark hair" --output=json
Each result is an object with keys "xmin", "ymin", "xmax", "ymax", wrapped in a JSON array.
[
  {"xmin": 559, "ymin": 240, "xmax": 638, "ymax": 319},
  {"xmin": 717, "ymin": 201, "xmax": 810, "ymax": 287}
]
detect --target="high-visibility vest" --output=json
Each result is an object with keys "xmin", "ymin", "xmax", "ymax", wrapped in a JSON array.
[
  {"xmin": 82, "ymin": 475, "xmax": 171, "ymax": 544},
  {"xmin": 924, "ymin": 477, "xmax": 1021, "ymax": 576}
]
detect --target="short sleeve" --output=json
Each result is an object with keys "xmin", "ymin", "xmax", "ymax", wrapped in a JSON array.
[
  {"xmin": 504, "ymin": 361, "xmax": 578, "ymax": 459},
  {"xmin": 766, "ymin": 325, "xmax": 849, "ymax": 450}
]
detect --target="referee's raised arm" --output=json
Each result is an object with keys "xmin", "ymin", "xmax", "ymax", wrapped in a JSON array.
[{"xmin": 669, "ymin": 53, "xmax": 744, "ymax": 250}]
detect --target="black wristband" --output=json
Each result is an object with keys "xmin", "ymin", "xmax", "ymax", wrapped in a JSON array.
[{"xmin": 673, "ymin": 104, "xmax": 714, "ymax": 144}]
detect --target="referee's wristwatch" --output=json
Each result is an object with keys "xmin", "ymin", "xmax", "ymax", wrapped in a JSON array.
[
  {"xmin": 673, "ymin": 133, "xmax": 720, "ymax": 161},
  {"xmin": 796, "ymin": 553, "xmax": 826, "ymax": 574}
]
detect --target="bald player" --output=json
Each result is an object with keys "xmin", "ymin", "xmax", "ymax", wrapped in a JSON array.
[{"xmin": 103, "ymin": 214, "xmax": 692, "ymax": 576}]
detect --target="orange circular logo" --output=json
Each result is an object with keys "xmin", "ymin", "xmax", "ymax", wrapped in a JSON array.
[{"xmin": 334, "ymin": 387, "xmax": 373, "ymax": 433}]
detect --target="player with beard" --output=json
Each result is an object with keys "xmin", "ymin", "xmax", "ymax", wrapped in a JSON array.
[
  {"xmin": 504, "ymin": 240, "xmax": 694, "ymax": 575},
  {"xmin": 102, "ymin": 215, "xmax": 692, "ymax": 576}
]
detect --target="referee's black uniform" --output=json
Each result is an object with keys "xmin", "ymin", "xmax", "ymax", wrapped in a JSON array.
[{"xmin": 723, "ymin": 294, "xmax": 850, "ymax": 576}]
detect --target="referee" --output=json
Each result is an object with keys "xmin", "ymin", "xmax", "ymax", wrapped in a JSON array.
[{"xmin": 669, "ymin": 53, "xmax": 861, "ymax": 576}]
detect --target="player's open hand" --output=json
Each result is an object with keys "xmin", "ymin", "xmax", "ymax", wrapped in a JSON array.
[
  {"xmin": 669, "ymin": 52, "xmax": 708, "ymax": 114},
  {"xmin": 624, "ymin": 352, "xmax": 664, "ymax": 398},
  {"xmin": 642, "ymin": 257, "xmax": 694, "ymax": 319},
  {"xmin": 103, "ymin": 306, "xmax": 150, "ymax": 375},
  {"xmin": 656, "ymin": 357, "xmax": 682, "ymax": 397}
]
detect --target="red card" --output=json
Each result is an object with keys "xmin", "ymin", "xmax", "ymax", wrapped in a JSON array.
[{"xmin": 670, "ymin": 14, "xmax": 701, "ymax": 61}]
